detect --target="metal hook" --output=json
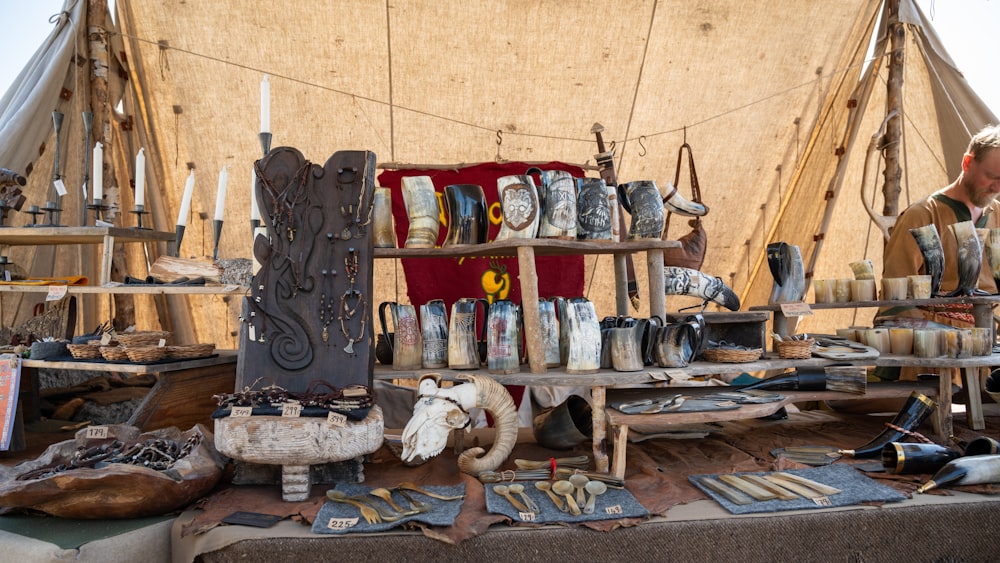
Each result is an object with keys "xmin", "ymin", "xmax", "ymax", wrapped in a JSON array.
[
  {"xmin": 637, "ymin": 136, "xmax": 647, "ymax": 158},
  {"xmin": 495, "ymin": 130, "xmax": 504, "ymax": 161}
]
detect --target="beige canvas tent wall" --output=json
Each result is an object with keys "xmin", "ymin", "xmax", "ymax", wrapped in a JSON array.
[{"xmin": 0, "ymin": 0, "xmax": 995, "ymax": 348}]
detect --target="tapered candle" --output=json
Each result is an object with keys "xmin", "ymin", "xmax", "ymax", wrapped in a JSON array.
[
  {"xmin": 92, "ymin": 142, "xmax": 103, "ymax": 202},
  {"xmin": 260, "ymin": 74, "xmax": 270, "ymax": 133},
  {"xmin": 214, "ymin": 165, "xmax": 228, "ymax": 221},
  {"xmin": 134, "ymin": 148, "xmax": 146, "ymax": 207},
  {"xmin": 250, "ymin": 166, "xmax": 260, "ymax": 221},
  {"xmin": 177, "ymin": 170, "xmax": 195, "ymax": 226}
]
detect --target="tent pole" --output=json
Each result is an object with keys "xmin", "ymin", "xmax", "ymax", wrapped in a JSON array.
[{"xmin": 881, "ymin": 0, "xmax": 904, "ymax": 218}]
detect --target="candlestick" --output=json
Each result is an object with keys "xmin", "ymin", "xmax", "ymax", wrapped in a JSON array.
[
  {"xmin": 177, "ymin": 170, "xmax": 195, "ymax": 227},
  {"xmin": 260, "ymin": 74, "xmax": 270, "ymax": 133},
  {"xmin": 135, "ymin": 147, "xmax": 146, "ymax": 208},
  {"xmin": 250, "ymin": 165, "xmax": 261, "ymax": 232},
  {"xmin": 213, "ymin": 219, "xmax": 224, "ymax": 261},
  {"xmin": 214, "ymin": 165, "xmax": 228, "ymax": 221},
  {"xmin": 92, "ymin": 142, "xmax": 103, "ymax": 203}
]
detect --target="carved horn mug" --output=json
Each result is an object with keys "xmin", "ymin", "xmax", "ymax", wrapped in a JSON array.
[
  {"xmin": 617, "ymin": 180, "xmax": 666, "ymax": 240},
  {"xmin": 528, "ymin": 167, "xmax": 578, "ymax": 239},
  {"xmin": 401, "ymin": 175, "xmax": 440, "ymax": 248},
  {"xmin": 537, "ymin": 298, "xmax": 561, "ymax": 368},
  {"xmin": 495, "ymin": 174, "xmax": 540, "ymax": 240},
  {"xmin": 575, "ymin": 176, "xmax": 613, "ymax": 241},
  {"xmin": 610, "ymin": 318, "xmax": 644, "ymax": 372},
  {"xmin": 565, "ymin": 297, "xmax": 602, "ymax": 374},
  {"xmin": 448, "ymin": 297, "xmax": 488, "ymax": 369},
  {"xmin": 420, "ymin": 299, "xmax": 449, "ymax": 369},
  {"xmin": 372, "ymin": 186, "xmax": 396, "ymax": 248},
  {"xmin": 378, "ymin": 301, "xmax": 423, "ymax": 370},
  {"xmin": 487, "ymin": 299, "xmax": 522, "ymax": 374},
  {"xmin": 443, "ymin": 184, "xmax": 488, "ymax": 246},
  {"xmin": 653, "ymin": 314, "xmax": 705, "ymax": 368},
  {"xmin": 533, "ymin": 394, "xmax": 593, "ymax": 450},
  {"xmin": 550, "ymin": 296, "xmax": 571, "ymax": 366}
]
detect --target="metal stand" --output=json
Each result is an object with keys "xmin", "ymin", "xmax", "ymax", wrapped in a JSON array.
[
  {"xmin": 213, "ymin": 219, "xmax": 224, "ymax": 260},
  {"xmin": 87, "ymin": 199, "xmax": 107, "ymax": 225},
  {"xmin": 130, "ymin": 204, "xmax": 151, "ymax": 229}
]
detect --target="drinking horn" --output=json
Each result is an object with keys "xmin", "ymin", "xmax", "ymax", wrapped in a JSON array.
[
  {"xmin": 908, "ymin": 224, "xmax": 944, "ymax": 297},
  {"xmin": 660, "ymin": 180, "xmax": 709, "ymax": 217},
  {"xmin": 838, "ymin": 391, "xmax": 936, "ymax": 458},
  {"xmin": 766, "ymin": 242, "xmax": 806, "ymax": 304},
  {"xmin": 736, "ymin": 366, "xmax": 827, "ymax": 392},
  {"xmin": 946, "ymin": 220, "xmax": 988, "ymax": 296},
  {"xmin": 985, "ymin": 228, "xmax": 1000, "ymax": 293},
  {"xmin": 880, "ymin": 442, "xmax": 961, "ymax": 475},
  {"xmin": 916, "ymin": 454, "xmax": 1000, "ymax": 493},
  {"xmin": 663, "ymin": 266, "xmax": 740, "ymax": 311}
]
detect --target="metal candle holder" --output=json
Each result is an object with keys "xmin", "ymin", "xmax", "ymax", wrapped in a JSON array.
[
  {"xmin": 0, "ymin": 202, "xmax": 10, "ymax": 227},
  {"xmin": 174, "ymin": 224, "xmax": 185, "ymax": 257},
  {"xmin": 42, "ymin": 201, "xmax": 62, "ymax": 226},
  {"xmin": 213, "ymin": 219, "xmax": 224, "ymax": 260},
  {"xmin": 259, "ymin": 132, "xmax": 272, "ymax": 157},
  {"xmin": 24, "ymin": 205, "xmax": 43, "ymax": 226},
  {"xmin": 87, "ymin": 199, "xmax": 107, "ymax": 225},
  {"xmin": 130, "ymin": 204, "xmax": 151, "ymax": 229}
]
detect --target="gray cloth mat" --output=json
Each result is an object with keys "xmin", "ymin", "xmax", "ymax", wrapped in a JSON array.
[
  {"xmin": 484, "ymin": 482, "xmax": 648, "ymax": 523},
  {"xmin": 311, "ymin": 483, "xmax": 465, "ymax": 534},
  {"xmin": 689, "ymin": 463, "xmax": 906, "ymax": 515}
]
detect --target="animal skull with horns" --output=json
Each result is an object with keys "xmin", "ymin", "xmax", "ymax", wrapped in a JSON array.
[{"xmin": 401, "ymin": 373, "xmax": 518, "ymax": 475}]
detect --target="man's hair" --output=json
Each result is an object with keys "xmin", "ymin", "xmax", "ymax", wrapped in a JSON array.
[{"xmin": 968, "ymin": 124, "xmax": 1000, "ymax": 161}]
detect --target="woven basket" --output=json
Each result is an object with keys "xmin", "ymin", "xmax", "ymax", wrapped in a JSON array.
[
  {"xmin": 703, "ymin": 347, "xmax": 763, "ymax": 363},
  {"xmin": 67, "ymin": 343, "xmax": 102, "ymax": 360},
  {"xmin": 87, "ymin": 339, "xmax": 119, "ymax": 347},
  {"xmin": 165, "ymin": 343, "xmax": 216, "ymax": 360},
  {"xmin": 118, "ymin": 331, "xmax": 171, "ymax": 347},
  {"xmin": 775, "ymin": 339, "xmax": 815, "ymax": 359},
  {"xmin": 100, "ymin": 346, "xmax": 130, "ymax": 362},
  {"xmin": 125, "ymin": 346, "xmax": 167, "ymax": 363}
]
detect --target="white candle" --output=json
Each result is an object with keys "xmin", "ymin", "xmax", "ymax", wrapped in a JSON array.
[
  {"xmin": 214, "ymin": 165, "xmax": 228, "ymax": 221},
  {"xmin": 177, "ymin": 170, "xmax": 195, "ymax": 226},
  {"xmin": 250, "ymin": 165, "xmax": 261, "ymax": 221},
  {"xmin": 92, "ymin": 142, "xmax": 103, "ymax": 202},
  {"xmin": 134, "ymin": 148, "xmax": 146, "ymax": 208},
  {"xmin": 260, "ymin": 74, "xmax": 270, "ymax": 133}
]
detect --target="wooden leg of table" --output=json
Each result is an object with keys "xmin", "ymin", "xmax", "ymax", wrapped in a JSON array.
[
  {"xmin": 611, "ymin": 423, "xmax": 629, "ymax": 480},
  {"xmin": 591, "ymin": 386, "xmax": 608, "ymax": 473},
  {"xmin": 964, "ymin": 367, "xmax": 985, "ymax": 431},
  {"xmin": 933, "ymin": 368, "xmax": 955, "ymax": 441}
]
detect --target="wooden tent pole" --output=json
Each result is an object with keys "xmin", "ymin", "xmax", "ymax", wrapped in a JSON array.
[
  {"xmin": 88, "ymin": 0, "xmax": 136, "ymax": 329},
  {"xmin": 881, "ymin": 0, "xmax": 904, "ymax": 218}
]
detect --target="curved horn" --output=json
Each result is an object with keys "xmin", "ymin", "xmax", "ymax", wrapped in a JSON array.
[
  {"xmin": 663, "ymin": 266, "xmax": 741, "ymax": 311},
  {"xmin": 455, "ymin": 374, "xmax": 518, "ymax": 475}
]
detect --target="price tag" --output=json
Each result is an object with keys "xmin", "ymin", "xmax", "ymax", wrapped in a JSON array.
[
  {"xmin": 46, "ymin": 285, "xmax": 68, "ymax": 302},
  {"xmin": 53, "ymin": 178, "xmax": 67, "ymax": 196},
  {"xmin": 604, "ymin": 505, "xmax": 623, "ymax": 515},
  {"xmin": 779, "ymin": 302, "xmax": 813, "ymax": 317},
  {"xmin": 158, "ymin": 338, "xmax": 167, "ymax": 347},
  {"xmin": 327, "ymin": 411, "xmax": 347, "ymax": 427},
  {"xmin": 326, "ymin": 517, "xmax": 359, "ymax": 530},
  {"xmin": 85, "ymin": 425, "xmax": 109, "ymax": 439},
  {"xmin": 812, "ymin": 496, "xmax": 832, "ymax": 507},
  {"xmin": 281, "ymin": 403, "xmax": 302, "ymax": 418},
  {"xmin": 95, "ymin": 219, "xmax": 114, "ymax": 228},
  {"xmin": 100, "ymin": 333, "xmax": 112, "ymax": 345},
  {"xmin": 518, "ymin": 511, "xmax": 536, "ymax": 521},
  {"xmin": 231, "ymin": 406, "xmax": 253, "ymax": 418},
  {"xmin": 664, "ymin": 368, "xmax": 691, "ymax": 381}
]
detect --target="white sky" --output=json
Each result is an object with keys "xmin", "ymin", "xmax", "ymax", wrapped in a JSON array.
[{"xmin": 0, "ymin": 1, "xmax": 996, "ymax": 125}]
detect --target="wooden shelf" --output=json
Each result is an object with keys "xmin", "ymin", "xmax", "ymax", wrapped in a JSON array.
[
  {"xmin": 22, "ymin": 349, "xmax": 238, "ymax": 374},
  {"xmin": 374, "ymin": 238, "xmax": 680, "ymax": 259},
  {"xmin": 0, "ymin": 226, "xmax": 175, "ymax": 246},
  {"xmin": 0, "ymin": 283, "xmax": 244, "ymax": 295}
]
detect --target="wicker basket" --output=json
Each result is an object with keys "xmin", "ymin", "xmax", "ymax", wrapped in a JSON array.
[
  {"xmin": 125, "ymin": 346, "xmax": 167, "ymax": 363},
  {"xmin": 117, "ymin": 331, "xmax": 171, "ymax": 347},
  {"xmin": 703, "ymin": 347, "xmax": 763, "ymax": 363},
  {"xmin": 164, "ymin": 343, "xmax": 216, "ymax": 360},
  {"xmin": 100, "ymin": 346, "xmax": 130, "ymax": 362},
  {"xmin": 775, "ymin": 339, "xmax": 815, "ymax": 359},
  {"xmin": 67, "ymin": 343, "xmax": 102, "ymax": 360},
  {"xmin": 87, "ymin": 339, "xmax": 119, "ymax": 347}
]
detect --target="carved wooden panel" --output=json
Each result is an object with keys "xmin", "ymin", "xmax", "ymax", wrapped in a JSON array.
[{"xmin": 237, "ymin": 147, "xmax": 376, "ymax": 392}]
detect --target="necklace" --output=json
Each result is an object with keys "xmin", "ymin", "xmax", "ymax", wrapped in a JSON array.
[
  {"xmin": 339, "ymin": 289, "xmax": 367, "ymax": 354},
  {"xmin": 256, "ymin": 160, "xmax": 311, "ymax": 242},
  {"xmin": 318, "ymin": 267, "xmax": 336, "ymax": 343},
  {"xmin": 335, "ymin": 166, "xmax": 370, "ymax": 240}
]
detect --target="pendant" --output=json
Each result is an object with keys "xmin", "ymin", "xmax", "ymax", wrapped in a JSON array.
[
  {"xmin": 341, "ymin": 227, "xmax": 352, "ymax": 240},
  {"xmin": 288, "ymin": 227, "xmax": 295, "ymax": 242},
  {"xmin": 344, "ymin": 340, "xmax": 354, "ymax": 354},
  {"xmin": 322, "ymin": 326, "xmax": 329, "ymax": 342}
]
